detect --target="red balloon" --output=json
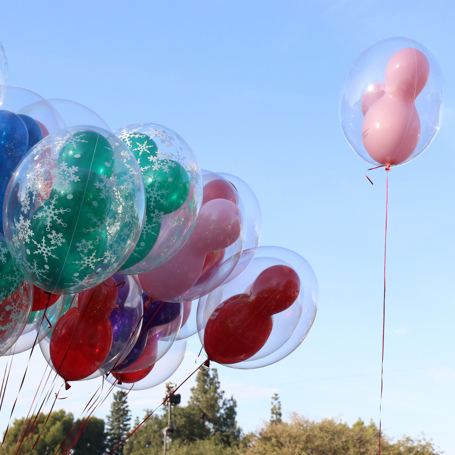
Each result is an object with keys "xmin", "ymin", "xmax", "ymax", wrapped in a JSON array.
[
  {"xmin": 77, "ymin": 277, "xmax": 118, "ymax": 319},
  {"xmin": 31, "ymin": 284, "xmax": 60, "ymax": 312},
  {"xmin": 202, "ymin": 178, "xmax": 239, "ymax": 205},
  {"xmin": 203, "ymin": 265, "xmax": 300, "ymax": 364},
  {"xmin": 50, "ymin": 279, "xmax": 118, "ymax": 382},
  {"xmin": 112, "ymin": 364, "xmax": 155, "ymax": 384}
]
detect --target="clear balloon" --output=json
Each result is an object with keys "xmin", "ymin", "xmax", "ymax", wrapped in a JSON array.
[
  {"xmin": 47, "ymin": 99, "xmax": 111, "ymax": 131},
  {"xmin": 0, "ymin": 39, "xmax": 7, "ymax": 86},
  {"xmin": 99, "ymin": 274, "xmax": 144, "ymax": 373},
  {"xmin": 176, "ymin": 300, "xmax": 197, "ymax": 340},
  {"xmin": 340, "ymin": 37, "xmax": 443, "ymax": 167},
  {"xmin": 115, "ymin": 123, "xmax": 202, "ymax": 274},
  {"xmin": 112, "ymin": 299, "xmax": 183, "ymax": 374},
  {"xmin": 0, "ymin": 231, "xmax": 33, "ymax": 356},
  {"xmin": 4, "ymin": 125, "xmax": 145, "ymax": 294},
  {"xmin": 4, "ymin": 293, "xmax": 66, "ymax": 355},
  {"xmin": 138, "ymin": 171, "xmax": 243, "ymax": 302},
  {"xmin": 197, "ymin": 246, "xmax": 318, "ymax": 369},
  {"xmin": 107, "ymin": 339, "xmax": 187, "ymax": 391}
]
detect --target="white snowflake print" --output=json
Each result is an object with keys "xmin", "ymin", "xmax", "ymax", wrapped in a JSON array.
[
  {"xmin": 116, "ymin": 127, "xmax": 142, "ymax": 149},
  {"xmin": 146, "ymin": 127, "xmax": 175, "ymax": 147},
  {"xmin": 15, "ymin": 215, "xmax": 33, "ymax": 243},
  {"xmin": 146, "ymin": 183, "xmax": 169, "ymax": 209},
  {"xmin": 53, "ymin": 132, "xmax": 88, "ymax": 150},
  {"xmin": 76, "ymin": 239, "xmax": 94, "ymax": 254},
  {"xmin": 47, "ymin": 230, "xmax": 66, "ymax": 247},
  {"xmin": 52, "ymin": 161, "xmax": 80, "ymax": 190},
  {"xmin": 31, "ymin": 236, "xmax": 59, "ymax": 263},
  {"xmin": 94, "ymin": 174, "xmax": 118, "ymax": 200},
  {"xmin": 0, "ymin": 244, "xmax": 8, "ymax": 264},
  {"xmin": 148, "ymin": 150, "xmax": 177, "ymax": 174},
  {"xmin": 73, "ymin": 251, "xmax": 100, "ymax": 271},
  {"xmin": 33, "ymin": 195, "xmax": 71, "ymax": 231}
]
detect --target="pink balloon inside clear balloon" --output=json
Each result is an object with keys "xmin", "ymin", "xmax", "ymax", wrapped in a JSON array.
[
  {"xmin": 361, "ymin": 82, "xmax": 385, "ymax": 115},
  {"xmin": 362, "ymin": 48, "xmax": 430, "ymax": 166},
  {"xmin": 138, "ymin": 198, "xmax": 242, "ymax": 300}
]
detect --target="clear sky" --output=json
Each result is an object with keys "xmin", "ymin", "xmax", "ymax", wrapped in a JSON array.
[{"xmin": 0, "ymin": 0, "xmax": 454, "ymax": 452}]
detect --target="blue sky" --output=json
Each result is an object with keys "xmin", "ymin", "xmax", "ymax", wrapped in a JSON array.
[{"xmin": 0, "ymin": 0, "xmax": 454, "ymax": 452}]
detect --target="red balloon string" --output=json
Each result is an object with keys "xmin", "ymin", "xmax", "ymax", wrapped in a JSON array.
[
  {"xmin": 107, "ymin": 360, "xmax": 210, "ymax": 455},
  {"xmin": 0, "ymin": 354, "xmax": 14, "ymax": 416},
  {"xmin": 378, "ymin": 169, "xmax": 390, "ymax": 455}
]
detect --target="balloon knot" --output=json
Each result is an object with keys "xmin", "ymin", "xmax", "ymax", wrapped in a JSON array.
[{"xmin": 65, "ymin": 382, "xmax": 71, "ymax": 391}]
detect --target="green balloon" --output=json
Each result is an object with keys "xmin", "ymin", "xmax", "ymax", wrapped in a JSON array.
[
  {"xmin": 58, "ymin": 130, "xmax": 114, "ymax": 178},
  {"xmin": 0, "ymin": 235, "xmax": 23, "ymax": 301},
  {"xmin": 118, "ymin": 133, "xmax": 190, "ymax": 271}
]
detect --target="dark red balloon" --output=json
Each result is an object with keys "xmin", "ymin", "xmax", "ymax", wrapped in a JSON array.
[
  {"xmin": 49, "ymin": 279, "xmax": 118, "ymax": 382},
  {"xmin": 202, "ymin": 178, "xmax": 238, "ymax": 205},
  {"xmin": 112, "ymin": 364, "xmax": 155, "ymax": 384},
  {"xmin": 31, "ymin": 284, "xmax": 60, "ymax": 312},
  {"xmin": 203, "ymin": 265, "xmax": 300, "ymax": 365}
]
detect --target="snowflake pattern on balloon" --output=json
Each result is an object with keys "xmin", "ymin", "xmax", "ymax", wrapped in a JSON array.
[{"xmin": 6, "ymin": 127, "xmax": 144, "ymax": 293}]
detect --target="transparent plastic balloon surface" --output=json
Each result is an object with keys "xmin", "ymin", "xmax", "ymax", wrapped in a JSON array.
[
  {"xmin": 4, "ymin": 294, "xmax": 66, "ymax": 355},
  {"xmin": 340, "ymin": 37, "xmax": 443, "ymax": 167},
  {"xmin": 107, "ymin": 339, "xmax": 187, "ymax": 391},
  {"xmin": 197, "ymin": 246, "xmax": 318, "ymax": 369},
  {"xmin": 0, "ymin": 40, "xmax": 7, "ymax": 85},
  {"xmin": 4, "ymin": 125, "xmax": 145, "ymax": 294},
  {"xmin": 112, "ymin": 300, "xmax": 183, "ymax": 374},
  {"xmin": 100, "ymin": 274, "xmax": 144, "ymax": 373},
  {"xmin": 176, "ymin": 300, "xmax": 197, "ymax": 340},
  {"xmin": 0, "ymin": 86, "xmax": 63, "ymax": 135},
  {"xmin": 0, "ymin": 281, "xmax": 32, "ymax": 356},
  {"xmin": 115, "ymin": 123, "xmax": 202, "ymax": 274}
]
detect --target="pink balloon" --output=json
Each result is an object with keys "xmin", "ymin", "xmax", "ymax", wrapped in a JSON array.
[
  {"xmin": 361, "ymin": 48, "xmax": 430, "ymax": 166},
  {"xmin": 138, "ymin": 198, "xmax": 242, "ymax": 300},
  {"xmin": 361, "ymin": 82, "xmax": 385, "ymax": 115}
]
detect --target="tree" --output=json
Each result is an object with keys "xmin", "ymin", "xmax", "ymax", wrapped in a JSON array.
[
  {"xmin": 106, "ymin": 390, "xmax": 132, "ymax": 455},
  {"xmin": 72, "ymin": 417, "xmax": 107, "ymax": 454},
  {"xmin": 244, "ymin": 414, "xmax": 442, "ymax": 455},
  {"xmin": 1, "ymin": 410, "xmax": 107, "ymax": 455},
  {"xmin": 270, "ymin": 393, "xmax": 282, "ymax": 425},
  {"xmin": 124, "ymin": 368, "xmax": 242, "ymax": 454}
]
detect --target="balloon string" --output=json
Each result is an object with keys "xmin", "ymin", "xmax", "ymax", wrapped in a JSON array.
[
  {"xmin": 379, "ymin": 169, "xmax": 390, "ymax": 455},
  {"xmin": 108, "ymin": 359, "xmax": 209, "ymax": 455}
]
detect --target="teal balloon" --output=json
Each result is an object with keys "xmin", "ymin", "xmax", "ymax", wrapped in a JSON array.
[
  {"xmin": 119, "ymin": 133, "xmax": 190, "ymax": 271},
  {"xmin": 58, "ymin": 130, "xmax": 114, "ymax": 178}
]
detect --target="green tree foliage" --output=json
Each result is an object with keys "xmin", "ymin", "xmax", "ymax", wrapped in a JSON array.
[
  {"xmin": 124, "ymin": 368, "xmax": 242, "ymax": 455},
  {"xmin": 244, "ymin": 414, "xmax": 442, "ymax": 455},
  {"xmin": 106, "ymin": 390, "xmax": 132, "ymax": 455},
  {"xmin": 1, "ymin": 410, "xmax": 106, "ymax": 455},
  {"xmin": 270, "ymin": 393, "xmax": 282, "ymax": 425}
]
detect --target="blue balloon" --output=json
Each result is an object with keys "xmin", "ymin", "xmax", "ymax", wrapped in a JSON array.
[
  {"xmin": 113, "ymin": 297, "xmax": 181, "ymax": 371},
  {"xmin": 18, "ymin": 114, "xmax": 43, "ymax": 151},
  {"xmin": 0, "ymin": 110, "xmax": 28, "ymax": 234}
]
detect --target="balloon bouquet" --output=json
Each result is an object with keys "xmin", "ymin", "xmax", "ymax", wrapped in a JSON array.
[{"xmin": 0, "ymin": 40, "xmax": 319, "ymax": 397}]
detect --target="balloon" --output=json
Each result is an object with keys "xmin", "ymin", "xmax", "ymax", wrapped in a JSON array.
[
  {"xmin": 18, "ymin": 114, "xmax": 43, "ymax": 150},
  {"xmin": 113, "ymin": 298, "xmax": 182, "ymax": 373},
  {"xmin": 4, "ymin": 293, "xmax": 66, "ymax": 355},
  {"xmin": 31, "ymin": 284, "xmax": 60, "ymax": 312},
  {"xmin": 4, "ymin": 125, "xmax": 145, "ymax": 294},
  {"xmin": 138, "ymin": 197, "xmax": 242, "ymax": 301},
  {"xmin": 99, "ymin": 274, "xmax": 144, "ymax": 374},
  {"xmin": 362, "ymin": 48, "xmax": 430, "ymax": 166},
  {"xmin": 107, "ymin": 339, "xmax": 187, "ymax": 391},
  {"xmin": 49, "ymin": 278, "xmax": 118, "ymax": 382},
  {"xmin": 198, "ymin": 246, "xmax": 318, "ymax": 369},
  {"xmin": 340, "ymin": 37, "xmax": 443, "ymax": 167},
  {"xmin": 203, "ymin": 265, "xmax": 300, "ymax": 364},
  {"xmin": 0, "ymin": 39, "xmax": 7, "ymax": 86},
  {"xmin": 0, "ymin": 282, "xmax": 33, "ymax": 356},
  {"xmin": 176, "ymin": 300, "xmax": 197, "ymax": 340},
  {"xmin": 116, "ymin": 123, "xmax": 202, "ymax": 274}
]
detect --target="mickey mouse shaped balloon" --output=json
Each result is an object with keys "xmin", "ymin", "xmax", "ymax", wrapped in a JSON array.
[
  {"xmin": 341, "ymin": 37, "xmax": 443, "ymax": 167},
  {"xmin": 197, "ymin": 246, "xmax": 318, "ymax": 369}
]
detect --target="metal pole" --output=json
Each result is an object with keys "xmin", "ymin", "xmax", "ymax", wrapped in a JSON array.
[{"xmin": 163, "ymin": 399, "xmax": 171, "ymax": 455}]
